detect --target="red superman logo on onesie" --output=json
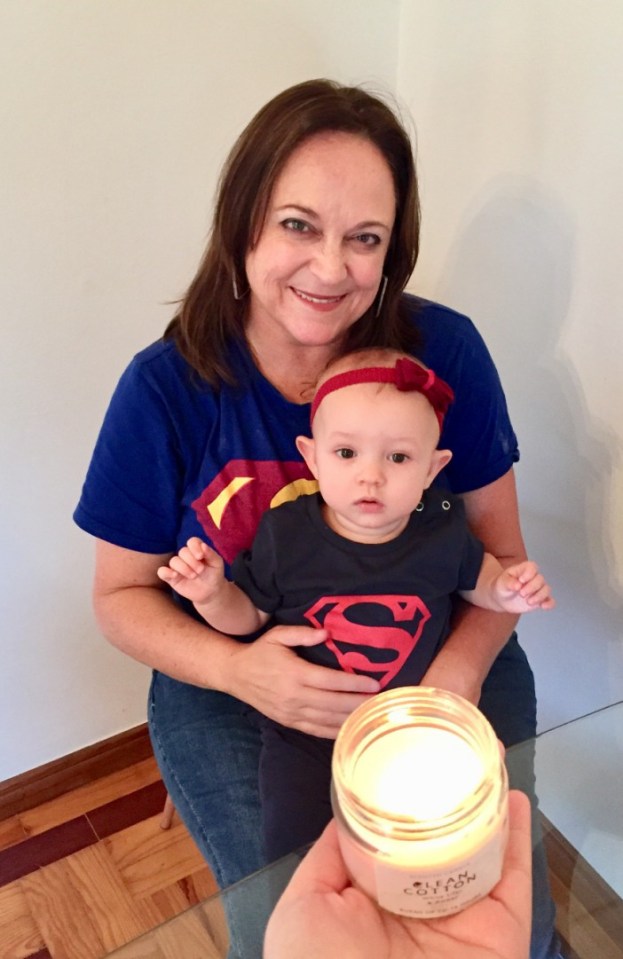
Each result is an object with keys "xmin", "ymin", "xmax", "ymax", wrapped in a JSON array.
[
  {"xmin": 304, "ymin": 595, "xmax": 431, "ymax": 688},
  {"xmin": 191, "ymin": 459, "xmax": 317, "ymax": 563}
]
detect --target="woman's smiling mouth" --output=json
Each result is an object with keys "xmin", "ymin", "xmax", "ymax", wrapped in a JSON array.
[{"xmin": 291, "ymin": 287, "xmax": 346, "ymax": 306}]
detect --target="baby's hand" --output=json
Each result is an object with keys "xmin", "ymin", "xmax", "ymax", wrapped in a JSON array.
[
  {"xmin": 496, "ymin": 561, "xmax": 556, "ymax": 612},
  {"xmin": 157, "ymin": 538, "xmax": 225, "ymax": 605}
]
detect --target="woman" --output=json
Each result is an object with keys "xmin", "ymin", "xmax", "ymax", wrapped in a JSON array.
[{"xmin": 74, "ymin": 79, "xmax": 558, "ymax": 958}]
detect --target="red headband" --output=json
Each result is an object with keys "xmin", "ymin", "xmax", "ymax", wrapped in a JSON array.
[{"xmin": 310, "ymin": 358, "xmax": 454, "ymax": 432}]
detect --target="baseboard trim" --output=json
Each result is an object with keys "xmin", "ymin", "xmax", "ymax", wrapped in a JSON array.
[{"xmin": 0, "ymin": 724, "xmax": 154, "ymax": 820}]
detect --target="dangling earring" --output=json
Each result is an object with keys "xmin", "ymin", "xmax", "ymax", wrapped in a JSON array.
[
  {"xmin": 375, "ymin": 274, "xmax": 388, "ymax": 317},
  {"xmin": 232, "ymin": 274, "xmax": 244, "ymax": 300}
]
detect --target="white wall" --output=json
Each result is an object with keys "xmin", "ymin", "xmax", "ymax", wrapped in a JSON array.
[
  {"xmin": 397, "ymin": 1, "xmax": 623, "ymax": 730},
  {"xmin": 0, "ymin": 0, "xmax": 400, "ymax": 779}
]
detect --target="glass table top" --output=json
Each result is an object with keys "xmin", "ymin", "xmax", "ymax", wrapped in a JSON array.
[{"xmin": 106, "ymin": 701, "xmax": 623, "ymax": 959}]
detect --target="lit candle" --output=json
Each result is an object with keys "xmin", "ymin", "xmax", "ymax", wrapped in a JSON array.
[{"xmin": 331, "ymin": 687, "xmax": 508, "ymax": 918}]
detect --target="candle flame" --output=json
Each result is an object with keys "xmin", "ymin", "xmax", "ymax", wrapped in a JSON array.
[{"xmin": 353, "ymin": 727, "xmax": 483, "ymax": 821}]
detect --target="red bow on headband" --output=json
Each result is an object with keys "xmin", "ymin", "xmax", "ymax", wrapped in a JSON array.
[{"xmin": 310, "ymin": 358, "xmax": 454, "ymax": 431}]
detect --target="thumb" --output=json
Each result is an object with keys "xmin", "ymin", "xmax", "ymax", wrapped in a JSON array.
[{"xmin": 265, "ymin": 625, "xmax": 329, "ymax": 648}]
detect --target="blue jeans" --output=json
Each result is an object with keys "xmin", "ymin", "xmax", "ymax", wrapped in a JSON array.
[
  {"xmin": 479, "ymin": 635, "xmax": 560, "ymax": 959},
  {"xmin": 148, "ymin": 634, "xmax": 560, "ymax": 959}
]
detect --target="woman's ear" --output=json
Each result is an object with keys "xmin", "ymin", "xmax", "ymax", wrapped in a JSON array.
[
  {"xmin": 424, "ymin": 448, "xmax": 453, "ymax": 488},
  {"xmin": 295, "ymin": 435, "xmax": 318, "ymax": 478}
]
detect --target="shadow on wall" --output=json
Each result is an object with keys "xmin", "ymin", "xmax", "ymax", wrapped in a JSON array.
[{"xmin": 428, "ymin": 175, "xmax": 623, "ymax": 730}]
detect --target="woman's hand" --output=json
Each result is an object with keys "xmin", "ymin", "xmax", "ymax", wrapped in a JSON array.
[
  {"xmin": 226, "ymin": 624, "xmax": 380, "ymax": 738},
  {"xmin": 264, "ymin": 791, "xmax": 532, "ymax": 959}
]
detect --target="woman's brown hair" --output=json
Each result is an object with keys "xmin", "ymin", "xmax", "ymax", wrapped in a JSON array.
[{"xmin": 166, "ymin": 79, "xmax": 421, "ymax": 385}]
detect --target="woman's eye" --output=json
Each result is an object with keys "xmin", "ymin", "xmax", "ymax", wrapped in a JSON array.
[
  {"xmin": 282, "ymin": 218, "xmax": 311, "ymax": 234},
  {"xmin": 353, "ymin": 232, "xmax": 381, "ymax": 247},
  {"xmin": 390, "ymin": 453, "xmax": 408, "ymax": 463},
  {"xmin": 336, "ymin": 448, "xmax": 355, "ymax": 459}
]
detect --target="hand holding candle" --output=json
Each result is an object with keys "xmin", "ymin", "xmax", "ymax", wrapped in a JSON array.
[{"xmin": 264, "ymin": 791, "xmax": 532, "ymax": 959}]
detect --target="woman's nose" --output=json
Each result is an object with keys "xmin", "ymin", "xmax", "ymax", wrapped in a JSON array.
[{"xmin": 310, "ymin": 241, "xmax": 348, "ymax": 285}]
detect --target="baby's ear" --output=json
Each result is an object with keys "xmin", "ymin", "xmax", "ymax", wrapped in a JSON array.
[
  {"xmin": 425, "ymin": 448, "xmax": 453, "ymax": 487},
  {"xmin": 296, "ymin": 435, "xmax": 318, "ymax": 478}
]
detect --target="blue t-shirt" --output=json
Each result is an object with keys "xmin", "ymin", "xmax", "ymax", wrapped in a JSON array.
[{"xmin": 73, "ymin": 295, "xmax": 519, "ymax": 566}]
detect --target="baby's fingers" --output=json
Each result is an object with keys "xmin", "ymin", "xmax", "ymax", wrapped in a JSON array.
[
  {"xmin": 167, "ymin": 552, "xmax": 202, "ymax": 579},
  {"xmin": 528, "ymin": 585, "xmax": 556, "ymax": 609},
  {"xmin": 539, "ymin": 595, "xmax": 556, "ymax": 610},
  {"xmin": 519, "ymin": 571, "xmax": 545, "ymax": 595},
  {"xmin": 510, "ymin": 560, "xmax": 540, "ymax": 584},
  {"xmin": 186, "ymin": 537, "xmax": 210, "ymax": 561},
  {"xmin": 157, "ymin": 565, "xmax": 183, "ymax": 586},
  {"xmin": 184, "ymin": 537, "xmax": 224, "ymax": 570},
  {"xmin": 521, "ymin": 577, "xmax": 556, "ymax": 608}
]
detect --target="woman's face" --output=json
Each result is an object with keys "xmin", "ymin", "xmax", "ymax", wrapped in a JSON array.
[{"xmin": 245, "ymin": 132, "xmax": 396, "ymax": 353}]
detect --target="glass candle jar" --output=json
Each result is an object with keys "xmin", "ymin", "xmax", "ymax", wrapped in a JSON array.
[{"xmin": 331, "ymin": 686, "xmax": 508, "ymax": 918}]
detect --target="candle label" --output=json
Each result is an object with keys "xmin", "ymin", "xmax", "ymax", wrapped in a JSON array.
[{"xmin": 374, "ymin": 829, "xmax": 506, "ymax": 918}]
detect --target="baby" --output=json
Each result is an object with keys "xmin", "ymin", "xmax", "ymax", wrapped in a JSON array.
[{"xmin": 158, "ymin": 347, "xmax": 554, "ymax": 859}]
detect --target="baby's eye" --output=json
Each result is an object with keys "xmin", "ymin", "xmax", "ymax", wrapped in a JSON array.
[
  {"xmin": 282, "ymin": 218, "xmax": 311, "ymax": 234},
  {"xmin": 336, "ymin": 448, "xmax": 355, "ymax": 459},
  {"xmin": 389, "ymin": 452, "xmax": 409, "ymax": 463}
]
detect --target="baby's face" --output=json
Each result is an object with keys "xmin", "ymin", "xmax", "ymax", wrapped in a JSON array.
[{"xmin": 308, "ymin": 383, "xmax": 448, "ymax": 543}]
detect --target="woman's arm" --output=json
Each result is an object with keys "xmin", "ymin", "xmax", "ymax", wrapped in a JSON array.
[
  {"xmin": 420, "ymin": 469, "xmax": 526, "ymax": 704},
  {"xmin": 93, "ymin": 539, "xmax": 379, "ymax": 737}
]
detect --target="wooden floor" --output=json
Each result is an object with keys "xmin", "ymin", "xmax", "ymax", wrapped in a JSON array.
[{"xmin": 0, "ymin": 757, "xmax": 217, "ymax": 959}]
